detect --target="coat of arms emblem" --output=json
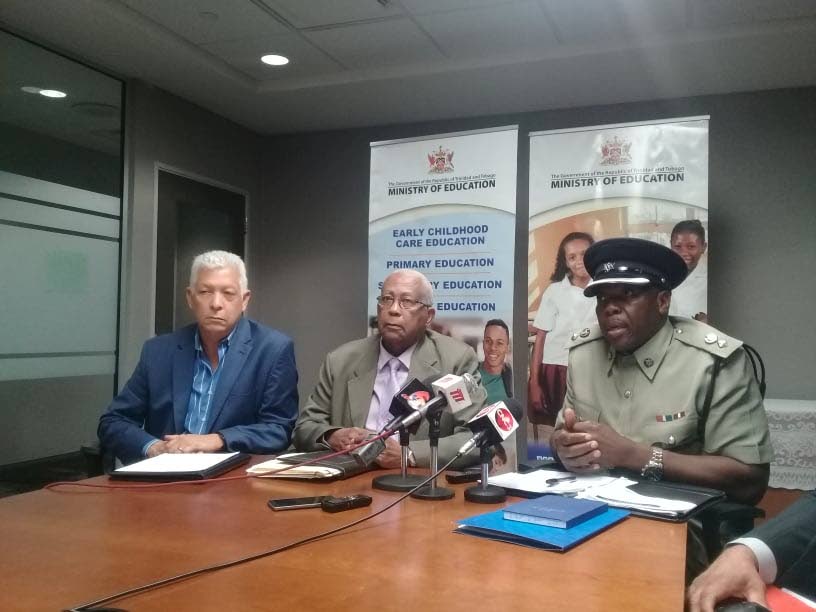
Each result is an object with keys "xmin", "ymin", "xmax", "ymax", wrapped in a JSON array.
[
  {"xmin": 600, "ymin": 136, "xmax": 632, "ymax": 165},
  {"xmin": 428, "ymin": 146, "xmax": 454, "ymax": 173}
]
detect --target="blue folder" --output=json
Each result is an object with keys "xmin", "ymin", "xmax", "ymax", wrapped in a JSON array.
[{"xmin": 454, "ymin": 506, "xmax": 630, "ymax": 551}]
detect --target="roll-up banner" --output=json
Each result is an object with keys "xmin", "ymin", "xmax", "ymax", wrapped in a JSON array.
[
  {"xmin": 369, "ymin": 126, "xmax": 518, "ymax": 471},
  {"xmin": 526, "ymin": 117, "xmax": 709, "ymax": 461}
]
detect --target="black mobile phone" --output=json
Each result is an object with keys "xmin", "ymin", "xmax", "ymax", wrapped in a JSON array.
[
  {"xmin": 320, "ymin": 494, "xmax": 372, "ymax": 513},
  {"xmin": 268, "ymin": 496, "xmax": 329, "ymax": 511}
]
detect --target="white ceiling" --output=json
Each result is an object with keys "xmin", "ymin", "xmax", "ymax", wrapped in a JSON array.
[{"xmin": 1, "ymin": 0, "xmax": 815, "ymax": 136}]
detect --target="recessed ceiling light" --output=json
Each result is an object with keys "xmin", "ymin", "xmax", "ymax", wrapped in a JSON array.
[
  {"xmin": 261, "ymin": 54, "xmax": 289, "ymax": 66},
  {"xmin": 39, "ymin": 89, "xmax": 67, "ymax": 98},
  {"xmin": 21, "ymin": 86, "xmax": 41, "ymax": 94}
]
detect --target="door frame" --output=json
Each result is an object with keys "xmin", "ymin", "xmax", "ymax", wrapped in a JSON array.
[{"xmin": 149, "ymin": 162, "xmax": 250, "ymax": 338}]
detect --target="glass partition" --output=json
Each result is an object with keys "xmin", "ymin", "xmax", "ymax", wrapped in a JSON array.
[{"xmin": 0, "ymin": 29, "xmax": 123, "ymax": 465}]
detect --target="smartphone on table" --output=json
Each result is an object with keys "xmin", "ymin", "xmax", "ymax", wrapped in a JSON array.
[{"xmin": 267, "ymin": 496, "xmax": 328, "ymax": 511}]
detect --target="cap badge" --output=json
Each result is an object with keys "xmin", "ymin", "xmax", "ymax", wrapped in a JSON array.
[{"xmin": 704, "ymin": 333, "xmax": 717, "ymax": 344}]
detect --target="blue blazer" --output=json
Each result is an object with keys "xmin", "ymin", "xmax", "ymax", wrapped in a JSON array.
[{"xmin": 98, "ymin": 317, "xmax": 299, "ymax": 464}]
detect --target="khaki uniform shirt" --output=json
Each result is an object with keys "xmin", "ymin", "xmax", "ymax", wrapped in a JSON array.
[{"xmin": 556, "ymin": 317, "xmax": 772, "ymax": 465}]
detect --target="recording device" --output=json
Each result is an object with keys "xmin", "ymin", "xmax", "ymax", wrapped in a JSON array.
[
  {"xmin": 380, "ymin": 373, "xmax": 476, "ymax": 436},
  {"xmin": 268, "ymin": 496, "xmax": 329, "ymax": 511},
  {"xmin": 320, "ymin": 494, "xmax": 373, "ymax": 513},
  {"xmin": 457, "ymin": 398, "xmax": 522, "ymax": 457},
  {"xmin": 348, "ymin": 436, "xmax": 386, "ymax": 467},
  {"xmin": 445, "ymin": 470, "xmax": 481, "ymax": 484}
]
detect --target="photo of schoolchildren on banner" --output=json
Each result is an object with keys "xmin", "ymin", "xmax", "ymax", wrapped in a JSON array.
[
  {"xmin": 369, "ymin": 126, "xmax": 519, "ymax": 473},
  {"xmin": 526, "ymin": 117, "xmax": 709, "ymax": 461}
]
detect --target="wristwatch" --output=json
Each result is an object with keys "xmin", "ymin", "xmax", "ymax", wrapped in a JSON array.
[{"xmin": 641, "ymin": 445, "xmax": 664, "ymax": 481}]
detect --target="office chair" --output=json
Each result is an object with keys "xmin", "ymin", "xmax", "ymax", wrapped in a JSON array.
[
  {"xmin": 80, "ymin": 440, "xmax": 115, "ymax": 477},
  {"xmin": 698, "ymin": 342, "xmax": 767, "ymax": 559}
]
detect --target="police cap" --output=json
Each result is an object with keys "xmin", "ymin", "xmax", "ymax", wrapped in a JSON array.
[{"xmin": 582, "ymin": 237, "xmax": 688, "ymax": 297}]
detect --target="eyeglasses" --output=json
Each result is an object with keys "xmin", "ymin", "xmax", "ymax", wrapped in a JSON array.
[{"xmin": 376, "ymin": 295, "xmax": 430, "ymax": 310}]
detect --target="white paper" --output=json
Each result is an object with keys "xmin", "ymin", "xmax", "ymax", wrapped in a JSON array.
[
  {"xmin": 114, "ymin": 452, "xmax": 239, "ymax": 473},
  {"xmin": 487, "ymin": 469, "xmax": 618, "ymax": 494},
  {"xmin": 576, "ymin": 479, "xmax": 697, "ymax": 516}
]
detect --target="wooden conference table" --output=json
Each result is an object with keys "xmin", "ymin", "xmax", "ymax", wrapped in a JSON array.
[{"xmin": 0, "ymin": 460, "xmax": 687, "ymax": 611}]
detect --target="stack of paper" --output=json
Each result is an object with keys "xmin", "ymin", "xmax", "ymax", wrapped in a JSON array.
[
  {"xmin": 247, "ymin": 454, "xmax": 341, "ymax": 479},
  {"xmin": 576, "ymin": 479, "xmax": 696, "ymax": 517}
]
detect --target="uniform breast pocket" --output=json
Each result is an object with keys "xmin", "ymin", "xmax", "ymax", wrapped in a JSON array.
[
  {"xmin": 569, "ymin": 398, "xmax": 601, "ymax": 423},
  {"xmin": 645, "ymin": 410, "xmax": 700, "ymax": 452}
]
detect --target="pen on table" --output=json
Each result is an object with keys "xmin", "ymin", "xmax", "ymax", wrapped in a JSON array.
[{"xmin": 545, "ymin": 476, "xmax": 577, "ymax": 486}]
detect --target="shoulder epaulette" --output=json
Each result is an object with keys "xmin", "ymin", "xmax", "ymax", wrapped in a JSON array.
[
  {"xmin": 670, "ymin": 317, "xmax": 743, "ymax": 359},
  {"xmin": 566, "ymin": 323, "xmax": 604, "ymax": 349}
]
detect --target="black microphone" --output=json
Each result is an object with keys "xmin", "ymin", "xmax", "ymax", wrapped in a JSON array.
[
  {"xmin": 456, "ymin": 398, "xmax": 522, "ymax": 456},
  {"xmin": 380, "ymin": 373, "xmax": 477, "ymax": 437}
]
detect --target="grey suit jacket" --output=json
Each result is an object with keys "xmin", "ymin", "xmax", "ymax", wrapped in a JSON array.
[
  {"xmin": 750, "ymin": 489, "xmax": 816, "ymax": 598},
  {"xmin": 292, "ymin": 330, "xmax": 486, "ymax": 469}
]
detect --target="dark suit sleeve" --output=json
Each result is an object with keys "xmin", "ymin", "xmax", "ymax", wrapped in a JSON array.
[
  {"xmin": 97, "ymin": 342, "xmax": 159, "ymax": 464},
  {"xmin": 218, "ymin": 337, "xmax": 299, "ymax": 455},
  {"xmin": 750, "ymin": 490, "xmax": 816, "ymax": 580}
]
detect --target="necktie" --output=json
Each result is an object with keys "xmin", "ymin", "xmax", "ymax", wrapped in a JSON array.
[{"xmin": 379, "ymin": 358, "xmax": 403, "ymax": 430}]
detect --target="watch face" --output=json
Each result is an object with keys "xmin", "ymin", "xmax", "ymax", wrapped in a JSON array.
[{"xmin": 642, "ymin": 465, "xmax": 663, "ymax": 481}]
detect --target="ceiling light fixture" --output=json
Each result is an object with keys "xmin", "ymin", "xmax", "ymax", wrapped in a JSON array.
[
  {"xmin": 39, "ymin": 89, "xmax": 68, "ymax": 98},
  {"xmin": 261, "ymin": 54, "xmax": 289, "ymax": 66}
]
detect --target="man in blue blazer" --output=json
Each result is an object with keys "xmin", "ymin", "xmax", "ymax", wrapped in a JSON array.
[
  {"xmin": 98, "ymin": 251, "xmax": 298, "ymax": 464},
  {"xmin": 688, "ymin": 490, "xmax": 816, "ymax": 610}
]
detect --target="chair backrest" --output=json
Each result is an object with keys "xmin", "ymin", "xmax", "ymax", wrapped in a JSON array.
[{"xmin": 742, "ymin": 343, "xmax": 766, "ymax": 398}]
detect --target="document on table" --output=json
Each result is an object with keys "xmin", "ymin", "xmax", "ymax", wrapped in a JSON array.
[
  {"xmin": 247, "ymin": 454, "xmax": 341, "ymax": 479},
  {"xmin": 576, "ymin": 479, "xmax": 697, "ymax": 517},
  {"xmin": 488, "ymin": 470, "xmax": 715, "ymax": 519},
  {"xmin": 114, "ymin": 452, "xmax": 241, "ymax": 473},
  {"xmin": 487, "ymin": 469, "xmax": 617, "ymax": 495}
]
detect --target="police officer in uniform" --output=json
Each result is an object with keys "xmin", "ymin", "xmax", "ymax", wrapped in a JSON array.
[{"xmin": 551, "ymin": 238, "xmax": 772, "ymax": 506}]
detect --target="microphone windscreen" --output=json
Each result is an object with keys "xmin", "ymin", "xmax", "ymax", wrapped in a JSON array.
[
  {"xmin": 388, "ymin": 378, "xmax": 431, "ymax": 418},
  {"xmin": 431, "ymin": 373, "xmax": 472, "ymax": 413},
  {"xmin": 466, "ymin": 400, "xmax": 519, "ymax": 443}
]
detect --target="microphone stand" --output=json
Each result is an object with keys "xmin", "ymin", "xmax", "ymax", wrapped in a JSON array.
[
  {"xmin": 464, "ymin": 444, "xmax": 506, "ymax": 503},
  {"xmin": 372, "ymin": 427, "xmax": 426, "ymax": 492},
  {"xmin": 411, "ymin": 404, "xmax": 454, "ymax": 500}
]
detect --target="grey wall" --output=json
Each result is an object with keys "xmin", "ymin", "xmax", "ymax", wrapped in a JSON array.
[
  {"xmin": 119, "ymin": 81, "xmax": 262, "ymax": 382},
  {"xmin": 255, "ymin": 87, "xmax": 816, "ymax": 405}
]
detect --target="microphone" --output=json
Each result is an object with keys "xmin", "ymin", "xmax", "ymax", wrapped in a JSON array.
[
  {"xmin": 456, "ymin": 398, "xmax": 522, "ymax": 457},
  {"xmin": 380, "ymin": 373, "xmax": 477, "ymax": 437}
]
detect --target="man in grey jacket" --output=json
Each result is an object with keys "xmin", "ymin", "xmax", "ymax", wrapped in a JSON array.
[{"xmin": 293, "ymin": 269, "xmax": 486, "ymax": 469}]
